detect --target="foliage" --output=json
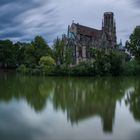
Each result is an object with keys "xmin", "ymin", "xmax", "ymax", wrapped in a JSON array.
[
  {"xmin": 109, "ymin": 50, "xmax": 124, "ymax": 76},
  {"xmin": 32, "ymin": 36, "xmax": 47, "ymax": 48},
  {"xmin": 39, "ymin": 56, "xmax": 55, "ymax": 75},
  {"xmin": 126, "ymin": 26, "xmax": 140, "ymax": 62},
  {"xmin": 53, "ymin": 38, "xmax": 65, "ymax": 65},
  {"xmin": 0, "ymin": 40, "xmax": 17, "ymax": 68},
  {"xmin": 23, "ymin": 44, "xmax": 36, "ymax": 67},
  {"xmin": 32, "ymin": 36, "xmax": 53, "ymax": 62},
  {"xmin": 52, "ymin": 65, "xmax": 70, "ymax": 76},
  {"xmin": 64, "ymin": 47, "xmax": 73, "ymax": 66},
  {"xmin": 17, "ymin": 64, "xmax": 29, "ymax": 74},
  {"xmin": 39, "ymin": 56, "xmax": 55, "ymax": 66},
  {"xmin": 123, "ymin": 60, "xmax": 140, "ymax": 76},
  {"xmin": 1, "ymin": 30, "xmax": 140, "ymax": 76},
  {"xmin": 89, "ymin": 48, "xmax": 125, "ymax": 76}
]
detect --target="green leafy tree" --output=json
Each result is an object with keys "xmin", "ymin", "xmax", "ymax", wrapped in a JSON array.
[
  {"xmin": 64, "ymin": 47, "xmax": 73, "ymax": 66},
  {"xmin": 39, "ymin": 56, "xmax": 55, "ymax": 75},
  {"xmin": 14, "ymin": 42, "xmax": 27, "ymax": 66},
  {"xmin": 0, "ymin": 40, "xmax": 17, "ymax": 68},
  {"xmin": 89, "ymin": 48, "xmax": 111, "ymax": 75},
  {"xmin": 126, "ymin": 26, "xmax": 140, "ymax": 62},
  {"xmin": 24, "ymin": 44, "xmax": 36, "ymax": 67},
  {"xmin": 32, "ymin": 36, "xmax": 53, "ymax": 62},
  {"xmin": 39, "ymin": 56, "xmax": 55, "ymax": 66},
  {"xmin": 53, "ymin": 38, "xmax": 65, "ymax": 65},
  {"xmin": 109, "ymin": 50, "xmax": 124, "ymax": 76},
  {"xmin": 32, "ymin": 36, "xmax": 48, "ymax": 48}
]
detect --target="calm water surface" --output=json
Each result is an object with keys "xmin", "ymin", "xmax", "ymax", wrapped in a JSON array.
[{"xmin": 0, "ymin": 74, "xmax": 140, "ymax": 140}]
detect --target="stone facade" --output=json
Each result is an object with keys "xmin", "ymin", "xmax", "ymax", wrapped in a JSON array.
[{"xmin": 63, "ymin": 12, "xmax": 117, "ymax": 64}]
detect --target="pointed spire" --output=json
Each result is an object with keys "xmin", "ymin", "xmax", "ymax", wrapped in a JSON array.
[{"xmin": 119, "ymin": 39, "xmax": 123, "ymax": 49}]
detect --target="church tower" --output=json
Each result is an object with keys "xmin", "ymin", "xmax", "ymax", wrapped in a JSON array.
[{"xmin": 102, "ymin": 12, "xmax": 117, "ymax": 48}]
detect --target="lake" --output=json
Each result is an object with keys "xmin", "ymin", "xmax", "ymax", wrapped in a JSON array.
[{"xmin": 0, "ymin": 74, "xmax": 140, "ymax": 140}]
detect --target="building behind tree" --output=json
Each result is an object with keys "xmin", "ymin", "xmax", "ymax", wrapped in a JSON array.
[{"xmin": 63, "ymin": 12, "xmax": 117, "ymax": 64}]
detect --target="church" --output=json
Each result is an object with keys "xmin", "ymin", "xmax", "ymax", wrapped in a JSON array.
[{"xmin": 63, "ymin": 12, "xmax": 117, "ymax": 64}]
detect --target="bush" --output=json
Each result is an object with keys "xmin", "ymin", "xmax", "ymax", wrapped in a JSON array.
[
  {"xmin": 52, "ymin": 65, "xmax": 70, "ymax": 76},
  {"xmin": 17, "ymin": 64, "xmax": 29, "ymax": 74},
  {"xmin": 123, "ymin": 60, "xmax": 140, "ymax": 75},
  {"xmin": 29, "ymin": 66, "xmax": 41, "ymax": 75},
  {"xmin": 38, "ymin": 56, "xmax": 55, "ymax": 75},
  {"xmin": 109, "ymin": 51, "xmax": 124, "ymax": 76},
  {"xmin": 39, "ymin": 56, "xmax": 55, "ymax": 66},
  {"xmin": 71, "ymin": 62, "xmax": 93, "ymax": 76}
]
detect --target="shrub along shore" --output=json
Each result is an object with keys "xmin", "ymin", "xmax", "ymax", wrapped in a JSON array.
[{"xmin": 17, "ymin": 53, "xmax": 140, "ymax": 77}]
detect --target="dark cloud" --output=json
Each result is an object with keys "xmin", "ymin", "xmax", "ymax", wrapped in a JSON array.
[
  {"xmin": 0, "ymin": 0, "xmax": 140, "ymax": 43},
  {"xmin": 0, "ymin": 0, "xmax": 13, "ymax": 6},
  {"xmin": 0, "ymin": 32, "xmax": 24, "ymax": 38},
  {"xmin": 0, "ymin": 0, "xmax": 61, "ymax": 42},
  {"xmin": 131, "ymin": 0, "xmax": 140, "ymax": 7}
]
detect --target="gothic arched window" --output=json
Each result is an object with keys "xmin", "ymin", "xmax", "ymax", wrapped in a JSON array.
[{"xmin": 78, "ymin": 47, "xmax": 82, "ymax": 58}]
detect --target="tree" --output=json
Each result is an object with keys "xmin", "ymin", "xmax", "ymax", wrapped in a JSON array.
[
  {"xmin": 32, "ymin": 36, "xmax": 53, "ymax": 62},
  {"xmin": 39, "ymin": 56, "xmax": 55, "ymax": 75},
  {"xmin": 126, "ymin": 26, "xmax": 140, "ymax": 62},
  {"xmin": 32, "ymin": 36, "xmax": 48, "ymax": 48},
  {"xmin": 0, "ymin": 40, "xmax": 17, "ymax": 68},
  {"xmin": 64, "ymin": 47, "xmax": 73, "ymax": 66},
  {"xmin": 89, "ymin": 48, "xmax": 111, "ymax": 75},
  {"xmin": 109, "ymin": 50, "xmax": 124, "ymax": 76},
  {"xmin": 14, "ymin": 42, "xmax": 27, "ymax": 66},
  {"xmin": 39, "ymin": 56, "xmax": 55, "ymax": 66},
  {"xmin": 24, "ymin": 44, "xmax": 36, "ymax": 67},
  {"xmin": 53, "ymin": 38, "xmax": 65, "ymax": 65}
]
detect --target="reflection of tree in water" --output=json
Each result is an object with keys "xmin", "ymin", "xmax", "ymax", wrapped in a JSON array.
[
  {"xmin": 52, "ymin": 77, "xmax": 132, "ymax": 133},
  {"xmin": 0, "ymin": 74, "xmax": 54, "ymax": 112},
  {"xmin": 125, "ymin": 78, "xmax": 140, "ymax": 121},
  {"xmin": 0, "ymin": 74, "xmax": 140, "ymax": 133}
]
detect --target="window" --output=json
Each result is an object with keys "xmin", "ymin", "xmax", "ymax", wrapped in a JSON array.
[{"xmin": 78, "ymin": 47, "xmax": 82, "ymax": 57}]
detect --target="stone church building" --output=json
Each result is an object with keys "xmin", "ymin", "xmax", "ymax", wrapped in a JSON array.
[{"xmin": 63, "ymin": 12, "xmax": 117, "ymax": 64}]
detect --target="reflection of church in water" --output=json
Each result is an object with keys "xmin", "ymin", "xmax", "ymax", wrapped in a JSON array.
[
  {"xmin": 53, "ymin": 78, "xmax": 124, "ymax": 133},
  {"xmin": 67, "ymin": 99, "xmax": 116, "ymax": 133},
  {"xmin": 1, "ymin": 75, "xmax": 140, "ymax": 133},
  {"xmin": 63, "ymin": 12, "xmax": 117, "ymax": 64}
]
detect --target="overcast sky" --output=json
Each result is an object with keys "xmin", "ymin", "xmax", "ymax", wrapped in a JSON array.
[{"xmin": 0, "ymin": 0, "xmax": 140, "ymax": 44}]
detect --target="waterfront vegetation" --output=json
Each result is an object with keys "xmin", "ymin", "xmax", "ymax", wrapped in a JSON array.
[{"xmin": 0, "ymin": 26, "xmax": 140, "ymax": 76}]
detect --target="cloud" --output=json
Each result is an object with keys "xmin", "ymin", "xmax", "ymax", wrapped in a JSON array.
[
  {"xmin": 0, "ymin": 0, "xmax": 62, "ymax": 42},
  {"xmin": 130, "ymin": 0, "xmax": 140, "ymax": 7},
  {"xmin": 0, "ymin": 0, "xmax": 140, "ymax": 44},
  {"xmin": 53, "ymin": 0, "xmax": 140, "ymax": 44}
]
